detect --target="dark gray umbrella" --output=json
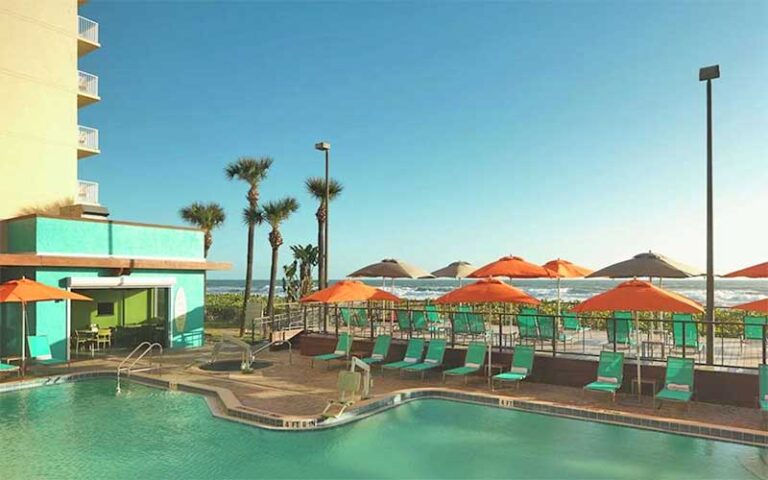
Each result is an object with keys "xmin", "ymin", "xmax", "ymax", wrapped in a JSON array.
[
  {"xmin": 348, "ymin": 259, "xmax": 434, "ymax": 279},
  {"xmin": 587, "ymin": 251, "xmax": 702, "ymax": 279},
  {"xmin": 431, "ymin": 261, "xmax": 476, "ymax": 279}
]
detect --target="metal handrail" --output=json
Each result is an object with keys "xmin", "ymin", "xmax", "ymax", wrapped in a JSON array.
[{"xmin": 116, "ymin": 342, "xmax": 163, "ymax": 393}]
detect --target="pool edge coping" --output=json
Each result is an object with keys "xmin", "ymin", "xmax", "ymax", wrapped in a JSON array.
[{"xmin": 1, "ymin": 370, "xmax": 766, "ymax": 448}]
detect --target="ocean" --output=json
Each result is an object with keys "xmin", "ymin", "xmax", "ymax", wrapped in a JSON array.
[{"xmin": 207, "ymin": 278, "xmax": 768, "ymax": 307}]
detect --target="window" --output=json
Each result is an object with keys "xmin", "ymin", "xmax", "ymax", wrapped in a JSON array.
[{"xmin": 96, "ymin": 302, "xmax": 114, "ymax": 316}]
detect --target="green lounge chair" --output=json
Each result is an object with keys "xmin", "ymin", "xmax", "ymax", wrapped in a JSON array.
[
  {"xmin": 425, "ymin": 304, "xmax": 444, "ymax": 334},
  {"xmin": 402, "ymin": 339, "xmax": 447, "ymax": 380},
  {"xmin": 382, "ymin": 338, "xmax": 425, "ymax": 372},
  {"xmin": 538, "ymin": 315, "xmax": 570, "ymax": 348},
  {"xmin": 741, "ymin": 315, "xmax": 767, "ymax": 347},
  {"xmin": 0, "ymin": 361, "xmax": 20, "ymax": 377},
  {"xmin": 411, "ymin": 310, "xmax": 429, "ymax": 335},
  {"xmin": 340, "ymin": 307, "xmax": 355, "ymax": 327},
  {"xmin": 518, "ymin": 308, "xmax": 539, "ymax": 344},
  {"xmin": 355, "ymin": 308, "xmax": 369, "ymax": 329},
  {"xmin": 605, "ymin": 311, "xmax": 634, "ymax": 349},
  {"xmin": 562, "ymin": 312, "xmax": 589, "ymax": 334},
  {"xmin": 584, "ymin": 351, "xmax": 625, "ymax": 402},
  {"xmin": 467, "ymin": 312, "xmax": 486, "ymax": 338},
  {"xmin": 443, "ymin": 342, "xmax": 487, "ymax": 383},
  {"xmin": 492, "ymin": 345, "xmax": 535, "ymax": 390},
  {"xmin": 396, "ymin": 309, "xmax": 412, "ymax": 336},
  {"xmin": 672, "ymin": 313, "xmax": 702, "ymax": 354},
  {"xmin": 361, "ymin": 335, "xmax": 391, "ymax": 365},
  {"xmin": 310, "ymin": 333, "xmax": 352, "ymax": 368},
  {"xmin": 759, "ymin": 364, "xmax": 768, "ymax": 413},
  {"xmin": 27, "ymin": 335, "xmax": 68, "ymax": 366},
  {"xmin": 452, "ymin": 307, "xmax": 471, "ymax": 340},
  {"xmin": 655, "ymin": 357, "xmax": 694, "ymax": 407}
]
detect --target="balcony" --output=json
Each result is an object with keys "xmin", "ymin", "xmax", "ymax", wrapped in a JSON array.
[
  {"xmin": 77, "ymin": 125, "xmax": 100, "ymax": 158},
  {"xmin": 78, "ymin": 15, "xmax": 100, "ymax": 56},
  {"xmin": 77, "ymin": 71, "xmax": 100, "ymax": 107},
  {"xmin": 77, "ymin": 180, "xmax": 99, "ymax": 205}
]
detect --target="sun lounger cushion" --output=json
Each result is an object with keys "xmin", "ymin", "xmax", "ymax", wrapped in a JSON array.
[
  {"xmin": 508, "ymin": 366, "xmax": 528, "ymax": 375},
  {"xmin": 667, "ymin": 383, "xmax": 690, "ymax": 392},
  {"xmin": 597, "ymin": 376, "xmax": 618, "ymax": 384}
]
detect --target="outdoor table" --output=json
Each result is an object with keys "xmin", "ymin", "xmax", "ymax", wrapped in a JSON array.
[{"xmin": 631, "ymin": 376, "xmax": 658, "ymax": 400}]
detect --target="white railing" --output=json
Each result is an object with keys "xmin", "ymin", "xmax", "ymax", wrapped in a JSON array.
[
  {"xmin": 78, "ymin": 15, "xmax": 99, "ymax": 44},
  {"xmin": 78, "ymin": 125, "xmax": 99, "ymax": 151},
  {"xmin": 78, "ymin": 71, "xmax": 99, "ymax": 97},
  {"xmin": 77, "ymin": 180, "xmax": 99, "ymax": 204}
]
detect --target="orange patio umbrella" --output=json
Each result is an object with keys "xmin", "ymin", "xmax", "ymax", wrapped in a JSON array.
[
  {"xmin": 0, "ymin": 278, "xmax": 92, "ymax": 371},
  {"xmin": 542, "ymin": 258, "xmax": 594, "ymax": 315},
  {"xmin": 434, "ymin": 278, "xmax": 540, "ymax": 305},
  {"xmin": 572, "ymin": 279, "xmax": 703, "ymax": 396},
  {"xmin": 468, "ymin": 256, "xmax": 554, "ymax": 279},
  {"xmin": 731, "ymin": 298, "xmax": 768, "ymax": 314},
  {"xmin": 724, "ymin": 261, "xmax": 768, "ymax": 279},
  {"xmin": 299, "ymin": 280, "xmax": 400, "ymax": 304}
]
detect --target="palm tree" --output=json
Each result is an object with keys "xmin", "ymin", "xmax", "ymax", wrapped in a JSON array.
[
  {"xmin": 290, "ymin": 244, "xmax": 319, "ymax": 297},
  {"xmin": 225, "ymin": 156, "xmax": 272, "ymax": 336},
  {"xmin": 179, "ymin": 202, "xmax": 226, "ymax": 257},
  {"xmin": 262, "ymin": 197, "xmax": 300, "ymax": 317},
  {"xmin": 304, "ymin": 177, "xmax": 343, "ymax": 289}
]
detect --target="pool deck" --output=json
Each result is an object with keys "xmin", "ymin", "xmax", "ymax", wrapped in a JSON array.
[{"xmin": 2, "ymin": 345, "xmax": 766, "ymax": 446}]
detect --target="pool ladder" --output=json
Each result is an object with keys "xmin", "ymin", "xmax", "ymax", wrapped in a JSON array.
[{"xmin": 116, "ymin": 342, "xmax": 163, "ymax": 393}]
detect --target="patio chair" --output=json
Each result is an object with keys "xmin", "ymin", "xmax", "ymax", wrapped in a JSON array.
[
  {"xmin": 655, "ymin": 357, "xmax": 695, "ymax": 408},
  {"xmin": 411, "ymin": 310, "xmax": 429, "ymax": 336},
  {"xmin": 355, "ymin": 308, "xmax": 370, "ymax": 329},
  {"xmin": 0, "ymin": 361, "xmax": 20, "ymax": 377},
  {"xmin": 321, "ymin": 370, "xmax": 362, "ymax": 418},
  {"xmin": 96, "ymin": 328, "xmax": 112, "ymax": 350},
  {"xmin": 443, "ymin": 342, "xmax": 487, "ymax": 384},
  {"xmin": 584, "ymin": 351, "xmax": 625, "ymax": 402},
  {"xmin": 671, "ymin": 313, "xmax": 702, "ymax": 356},
  {"xmin": 424, "ymin": 304, "xmax": 445, "ymax": 335},
  {"xmin": 492, "ymin": 345, "xmax": 535, "ymax": 390},
  {"xmin": 27, "ymin": 335, "xmax": 69, "ymax": 367},
  {"xmin": 340, "ymin": 307, "xmax": 355, "ymax": 327},
  {"xmin": 361, "ymin": 335, "xmax": 392, "ymax": 366},
  {"xmin": 562, "ymin": 312, "xmax": 589, "ymax": 350},
  {"xmin": 381, "ymin": 338, "xmax": 425, "ymax": 373},
  {"xmin": 310, "ymin": 333, "xmax": 352, "ymax": 369},
  {"xmin": 451, "ymin": 307, "xmax": 471, "ymax": 341},
  {"xmin": 517, "ymin": 308, "xmax": 540, "ymax": 345},
  {"xmin": 402, "ymin": 339, "xmax": 447, "ymax": 380},
  {"xmin": 741, "ymin": 315, "xmax": 767, "ymax": 349},
  {"xmin": 604, "ymin": 311, "xmax": 635, "ymax": 350},
  {"xmin": 467, "ymin": 312, "xmax": 486, "ymax": 339},
  {"xmin": 759, "ymin": 364, "xmax": 768, "ymax": 414}
]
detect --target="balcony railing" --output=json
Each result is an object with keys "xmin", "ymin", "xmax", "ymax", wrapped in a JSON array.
[
  {"xmin": 78, "ymin": 16, "xmax": 99, "ymax": 44},
  {"xmin": 78, "ymin": 125, "xmax": 99, "ymax": 155},
  {"xmin": 77, "ymin": 180, "xmax": 99, "ymax": 205},
  {"xmin": 78, "ymin": 70, "xmax": 99, "ymax": 98}
]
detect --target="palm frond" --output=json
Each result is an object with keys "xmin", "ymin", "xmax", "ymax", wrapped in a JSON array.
[
  {"xmin": 179, "ymin": 202, "xmax": 226, "ymax": 230},
  {"xmin": 241, "ymin": 205, "xmax": 264, "ymax": 226},
  {"xmin": 304, "ymin": 177, "xmax": 344, "ymax": 201},
  {"xmin": 261, "ymin": 197, "xmax": 300, "ymax": 227},
  {"xmin": 225, "ymin": 156, "xmax": 273, "ymax": 184}
]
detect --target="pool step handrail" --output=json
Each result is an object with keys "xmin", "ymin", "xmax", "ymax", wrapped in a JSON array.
[{"xmin": 116, "ymin": 342, "xmax": 163, "ymax": 393}]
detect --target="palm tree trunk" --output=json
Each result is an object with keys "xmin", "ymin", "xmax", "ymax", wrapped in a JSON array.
[
  {"xmin": 267, "ymin": 245, "xmax": 279, "ymax": 317},
  {"xmin": 203, "ymin": 231, "xmax": 212, "ymax": 258},
  {"xmin": 239, "ymin": 222, "xmax": 255, "ymax": 336},
  {"xmin": 316, "ymin": 213, "xmax": 325, "ymax": 290}
]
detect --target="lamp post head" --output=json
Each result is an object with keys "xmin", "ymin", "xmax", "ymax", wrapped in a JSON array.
[
  {"xmin": 315, "ymin": 142, "xmax": 331, "ymax": 152},
  {"xmin": 699, "ymin": 65, "xmax": 720, "ymax": 81}
]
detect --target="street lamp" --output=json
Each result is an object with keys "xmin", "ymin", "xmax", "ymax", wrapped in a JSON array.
[
  {"xmin": 315, "ymin": 141, "xmax": 330, "ymax": 289},
  {"xmin": 699, "ymin": 64, "xmax": 719, "ymax": 365}
]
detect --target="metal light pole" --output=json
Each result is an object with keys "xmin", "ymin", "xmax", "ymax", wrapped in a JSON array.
[
  {"xmin": 315, "ymin": 141, "xmax": 331, "ymax": 288},
  {"xmin": 699, "ymin": 65, "xmax": 719, "ymax": 365}
]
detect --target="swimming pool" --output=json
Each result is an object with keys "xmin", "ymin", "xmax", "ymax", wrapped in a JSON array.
[{"xmin": 0, "ymin": 379, "xmax": 764, "ymax": 479}]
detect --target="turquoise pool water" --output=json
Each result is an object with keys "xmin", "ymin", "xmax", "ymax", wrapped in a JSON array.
[{"xmin": 0, "ymin": 380, "xmax": 764, "ymax": 479}]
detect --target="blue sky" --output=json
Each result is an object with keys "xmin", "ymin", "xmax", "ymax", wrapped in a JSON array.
[{"xmin": 78, "ymin": 1, "xmax": 767, "ymax": 279}]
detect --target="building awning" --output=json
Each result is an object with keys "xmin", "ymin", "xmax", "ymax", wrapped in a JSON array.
[
  {"xmin": 0, "ymin": 253, "xmax": 230, "ymax": 271},
  {"xmin": 67, "ymin": 276, "xmax": 176, "ymax": 288}
]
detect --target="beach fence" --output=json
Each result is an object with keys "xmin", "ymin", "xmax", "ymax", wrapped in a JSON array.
[{"xmin": 305, "ymin": 303, "xmax": 767, "ymax": 370}]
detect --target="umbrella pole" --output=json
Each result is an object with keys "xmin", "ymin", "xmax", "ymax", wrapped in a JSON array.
[
  {"xmin": 556, "ymin": 277, "xmax": 562, "ymax": 317},
  {"xmin": 21, "ymin": 300, "xmax": 27, "ymax": 375},
  {"xmin": 635, "ymin": 311, "xmax": 641, "ymax": 401}
]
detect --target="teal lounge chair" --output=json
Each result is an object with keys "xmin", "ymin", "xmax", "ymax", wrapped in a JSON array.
[
  {"xmin": 741, "ymin": 315, "xmax": 767, "ymax": 347},
  {"xmin": 759, "ymin": 364, "xmax": 768, "ymax": 413},
  {"xmin": 310, "ymin": 333, "xmax": 352, "ymax": 368},
  {"xmin": 355, "ymin": 308, "xmax": 369, "ymax": 329},
  {"xmin": 27, "ymin": 335, "xmax": 68, "ymax": 367},
  {"xmin": 396, "ymin": 310, "xmax": 412, "ymax": 336},
  {"xmin": 672, "ymin": 313, "xmax": 702, "ymax": 355},
  {"xmin": 382, "ymin": 338, "xmax": 425, "ymax": 373},
  {"xmin": 518, "ymin": 308, "xmax": 540, "ymax": 344},
  {"xmin": 452, "ymin": 307, "xmax": 471, "ymax": 340},
  {"xmin": 538, "ymin": 315, "xmax": 570, "ymax": 348},
  {"xmin": 562, "ymin": 312, "xmax": 589, "ymax": 350},
  {"xmin": 584, "ymin": 351, "xmax": 625, "ymax": 402},
  {"xmin": 361, "ymin": 335, "xmax": 391, "ymax": 366},
  {"xmin": 467, "ymin": 312, "xmax": 486, "ymax": 338},
  {"xmin": 605, "ymin": 311, "xmax": 634, "ymax": 349},
  {"xmin": 0, "ymin": 361, "xmax": 20, "ymax": 377},
  {"xmin": 443, "ymin": 342, "xmax": 487, "ymax": 384},
  {"xmin": 402, "ymin": 339, "xmax": 447, "ymax": 380},
  {"xmin": 340, "ymin": 307, "xmax": 354, "ymax": 327},
  {"xmin": 411, "ymin": 310, "xmax": 429, "ymax": 335},
  {"xmin": 492, "ymin": 345, "xmax": 535, "ymax": 390},
  {"xmin": 655, "ymin": 357, "xmax": 694, "ymax": 407},
  {"xmin": 425, "ymin": 304, "xmax": 444, "ymax": 334}
]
